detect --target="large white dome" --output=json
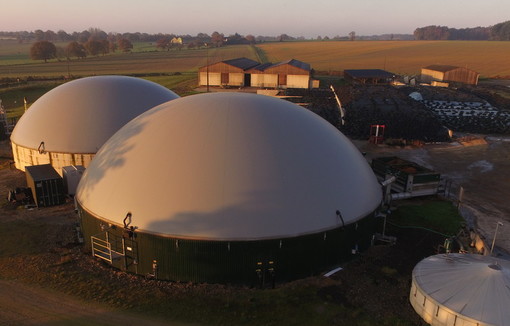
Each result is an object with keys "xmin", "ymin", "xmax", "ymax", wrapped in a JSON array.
[
  {"xmin": 11, "ymin": 75, "xmax": 179, "ymax": 153},
  {"xmin": 77, "ymin": 92, "xmax": 381, "ymax": 241}
]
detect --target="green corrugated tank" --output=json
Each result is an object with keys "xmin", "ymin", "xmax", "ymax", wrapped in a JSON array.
[{"xmin": 76, "ymin": 93, "xmax": 382, "ymax": 285}]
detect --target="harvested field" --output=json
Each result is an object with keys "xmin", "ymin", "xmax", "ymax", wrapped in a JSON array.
[{"xmin": 258, "ymin": 41, "xmax": 510, "ymax": 77}]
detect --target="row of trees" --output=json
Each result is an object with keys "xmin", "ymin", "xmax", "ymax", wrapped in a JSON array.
[
  {"xmin": 1, "ymin": 28, "xmax": 357, "ymax": 45},
  {"xmin": 413, "ymin": 21, "xmax": 510, "ymax": 40},
  {"xmin": 29, "ymin": 38, "xmax": 134, "ymax": 62}
]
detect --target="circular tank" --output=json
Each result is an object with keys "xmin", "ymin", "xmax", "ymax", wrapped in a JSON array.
[
  {"xmin": 10, "ymin": 75, "xmax": 179, "ymax": 173},
  {"xmin": 410, "ymin": 253, "xmax": 510, "ymax": 326},
  {"xmin": 77, "ymin": 92, "xmax": 382, "ymax": 284}
]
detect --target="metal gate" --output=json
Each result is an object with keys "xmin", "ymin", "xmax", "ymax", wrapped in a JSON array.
[{"xmin": 91, "ymin": 231, "xmax": 139, "ymax": 272}]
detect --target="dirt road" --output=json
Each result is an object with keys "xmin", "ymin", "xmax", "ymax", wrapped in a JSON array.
[{"xmin": 0, "ymin": 280, "xmax": 193, "ymax": 326}]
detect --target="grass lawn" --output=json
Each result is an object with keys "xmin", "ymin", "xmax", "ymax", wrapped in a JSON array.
[{"xmin": 388, "ymin": 199, "xmax": 464, "ymax": 237}]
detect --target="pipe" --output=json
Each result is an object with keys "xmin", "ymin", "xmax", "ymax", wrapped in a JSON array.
[
  {"xmin": 123, "ymin": 212, "xmax": 132, "ymax": 228},
  {"xmin": 390, "ymin": 192, "xmax": 413, "ymax": 200},
  {"xmin": 381, "ymin": 175, "xmax": 397, "ymax": 187},
  {"xmin": 336, "ymin": 210, "xmax": 345, "ymax": 228}
]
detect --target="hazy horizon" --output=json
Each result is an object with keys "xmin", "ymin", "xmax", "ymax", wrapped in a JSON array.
[{"xmin": 1, "ymin": 0, "xmax": 509, "ymax": 38}]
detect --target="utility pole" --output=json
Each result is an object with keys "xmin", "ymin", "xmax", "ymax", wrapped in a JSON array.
[{"xmin": 490, "ymin": 221, "xmax": 504, "ymax": 255}]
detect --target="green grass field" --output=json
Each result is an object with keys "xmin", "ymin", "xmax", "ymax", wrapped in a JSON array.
[{"xmin": 0, "ymin": 41, "xmax": 259, "ymax": 76}]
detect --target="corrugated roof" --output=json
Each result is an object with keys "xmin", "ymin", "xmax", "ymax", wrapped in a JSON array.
[
  {"xmin": 422, "ymin": 65, "xmax": 459, "ymax": 72},
  {"xmin": 268, "ymin": 59, "xmax": 311, "ymax": 71},
  {"xmin": 344, "ymin": 69, "xmax": 395, "ymax": 79},
  {"xmin": 249, "ymin": 62, "xmax": 274, "ymax": 71},
  {"xmin": 222, "ymin": 57, "xmax": 260, "ymax": 70},
  {"xmin": 26, "ymin": 164, "xmax": 61, "ymax": 181}
]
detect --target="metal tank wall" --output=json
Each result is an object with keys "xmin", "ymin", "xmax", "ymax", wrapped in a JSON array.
[{"xmin": 78, "ymin": 204, "xmax": 378, "ymax": 285}]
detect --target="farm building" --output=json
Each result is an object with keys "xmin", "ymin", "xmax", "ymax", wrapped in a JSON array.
[
  {"xmin": 10, "ymin": 76, "xmax": 179, "ymax": 174},
  {"xmin": 199, "ymin": 58, "xmax": 318, "ymax": 89},
  {"xmin": 410, "ymin": 253, "xmax": 510, "ymax": 326},
  {"xmin": 343, "ymin": 69, "xmax": 397, "ymax": 84},
  {"xmin": 247, "ymin": 59, "xmax": 316, "ymax": 89},
  {"xmin": 198, "ymin": 57, "xmax": 260, "ymax": 87},
  {"xmin": 421, "ymin": 65, "xmax": 480, "ymax": 85},
  {"xmin": 76, "ymin": 92, "xmax": 382, "ymax": 285}
]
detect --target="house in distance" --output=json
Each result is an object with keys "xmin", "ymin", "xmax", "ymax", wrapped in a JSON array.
[{"xmin": 199, "ymin": 57, "xmax": 319, "ymax": 89}]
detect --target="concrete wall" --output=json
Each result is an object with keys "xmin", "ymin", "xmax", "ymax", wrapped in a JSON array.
[{"xmin": 12, "ymin": 142, "xmax": 94, "ymax": 176}]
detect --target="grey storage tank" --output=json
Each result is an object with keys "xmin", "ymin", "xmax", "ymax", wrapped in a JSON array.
[
  {"xmin": 26, "ymin": 164, "xmax": 65, "ymax": 207},
  {"xmin": 62, "ymin": 165, "xmax": 85, "ymax": 196}
]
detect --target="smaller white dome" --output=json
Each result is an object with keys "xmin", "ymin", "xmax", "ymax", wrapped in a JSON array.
[
  {"xmin": 11, "ymin": 75, "xmax": 179, "ymax": 153},
  {"xmin": 411, "ymin": 253, "xmax": 510, "ymax": 326}
]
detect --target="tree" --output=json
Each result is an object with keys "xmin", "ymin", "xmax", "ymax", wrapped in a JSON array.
[
  {"xmin": 45, "ymin": 30, "xmax": 57, "ymax": 41},
  {"xmin": 156, "ymin": 37, "xmax": 170, "ymax": 51},
  {"xmin": 66, "ymin": 41, "xmax": 87, "ymax": 59},
  {"xmin": 30, "ymin": 41, "xmax": 56, "ymax": 62},
  {"xmin": 211, "ymin": 31, "xmax": 224, "ymax": 47},
  {"xmin": 491, "ymin": 21, "xmax": 510, "ymax": 40},
  {"xmin": 349, "ymin": 31, "xmax": 356, "ymax": 41},
  {"xmin": 78, "ymin": 30, "xmax": 91, "ymax": 43},
  {"xmin": 57, "ymin": 30, "xmax": 71, "ymax": 41},
  {"xmin": 34, "ymin": 29, "xmax": 45, "ymax": 41},
  {"xmin": 88, "ymin": 27, "xmax": 108, "ymax": 41},
  {"xmin": 117, "ymin": 38, "xmax": 133, "ymax": 52},
  {"xmin": 278, "ymin": 34, "xmax": 293, "ymax": 42},
  {"xmin": 84, "ymin": 40, "xmax": 104, "ymax": 56},
  {"xmin": 245, "ymin": 34, "xmax": 255, "ymax": 44},
  {"xmin": 108, "ymin": 40, "xmax": 117, "ymax": 53}
]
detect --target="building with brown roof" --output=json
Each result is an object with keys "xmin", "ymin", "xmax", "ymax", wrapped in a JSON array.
[{"xmin": 199, "ymin": 58, "xmax": 318, "ymax": 89}]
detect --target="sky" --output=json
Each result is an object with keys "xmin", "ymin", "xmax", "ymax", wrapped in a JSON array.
[{"xmin": 1, "ymin": 0, "xmax": 509, "ymax": 38}]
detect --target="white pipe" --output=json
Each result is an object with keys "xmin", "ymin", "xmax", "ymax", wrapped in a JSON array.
[
  {"xmin": 324, "ymin": 266, "xmax": 343, "ymax": 277},
  {"xmin": 330, "ymin": 85, "xmax": 345, "ymax": 125},
  {"xmin": 381, "ymin": 175, "xmax": 397, "ymax": 187},
  {"xmin": 390, "ymin": 192, "xmax": 413, "ymax": 200}
]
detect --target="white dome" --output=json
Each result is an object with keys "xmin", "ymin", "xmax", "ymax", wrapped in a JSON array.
[
  {"xmin": 411, "ymin": 253, "xmax": 510, "ymax": 326},
  {"xmin": 77, "ymin": 93, "xmax": 381, "ymax": 240},
  {"xmin": 11, "ymin": 75, "xmax": 179, "ymax": 153}
]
